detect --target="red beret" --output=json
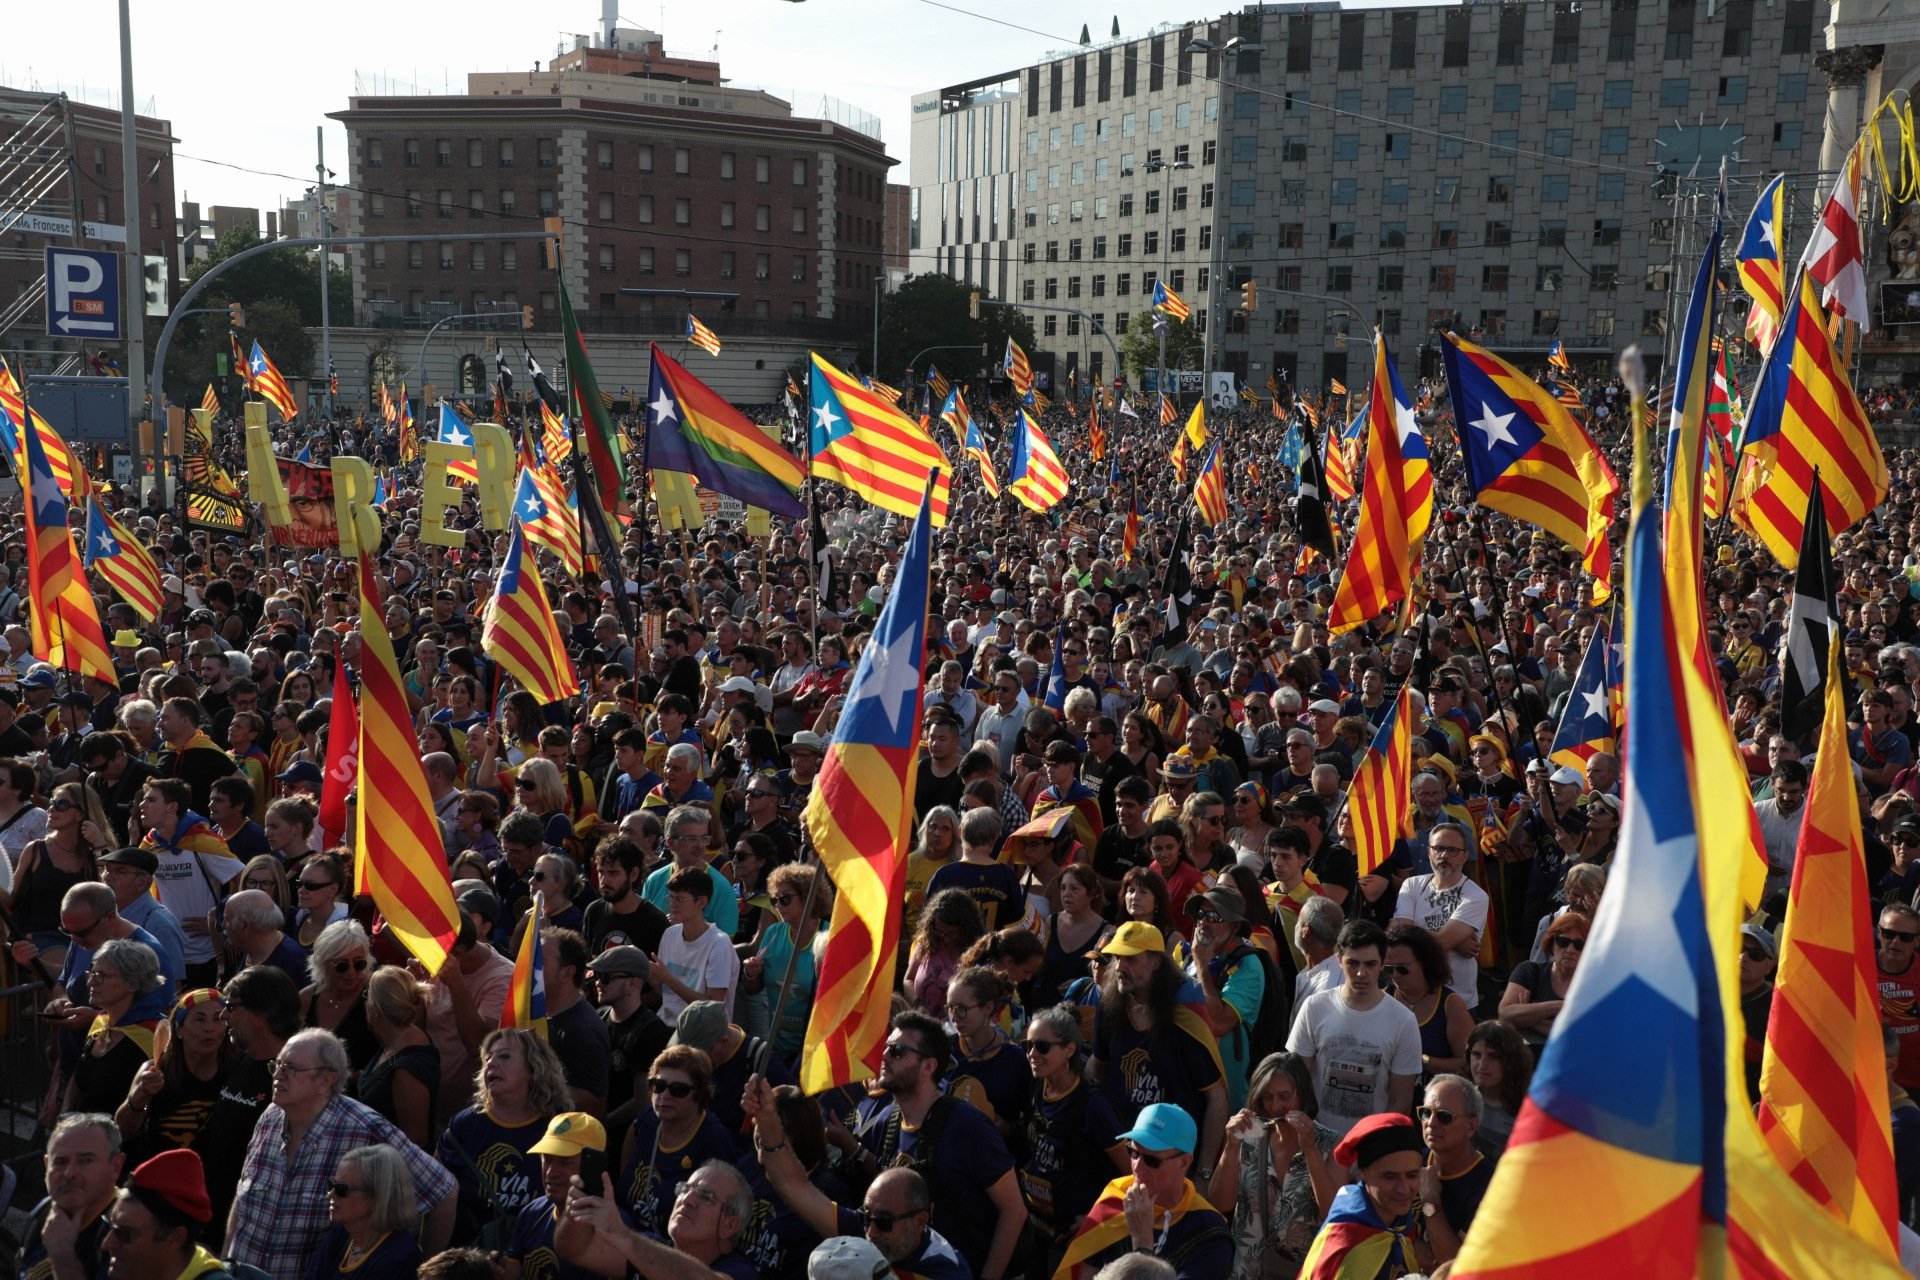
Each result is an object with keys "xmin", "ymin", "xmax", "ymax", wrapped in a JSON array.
[
  {"xmin": 128, "ymin": 1149, "xmax": 212, "ymax": 1224},
  {"xmin": 1333, "ymin": 1112, "xmax": 1422, "ymax": 1169}
]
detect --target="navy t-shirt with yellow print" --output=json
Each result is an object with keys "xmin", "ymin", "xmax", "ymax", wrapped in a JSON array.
[{"xmin": 619, "ymin": 1107, "xmax": 742, "ymax": 1235}]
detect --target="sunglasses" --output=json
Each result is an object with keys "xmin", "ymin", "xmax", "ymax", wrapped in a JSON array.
[
  {"xmin": 49, "ymin": 799, "xmax": 77, "ymax": 812},
  {"xmin": 516, "ymin": 778, "xmax": 538, "ymax": 789},
  {"xmin": 1382, "ymin": 962, "xmax": 1411, "ymax": 976},
  {"xmin": 299, "ymin": 880, "xmax": 335, "ymax": 891},
  {"xmin": 1190, "ymin": 907, "xmax": 1222, "ymax": 924},
  {"xmin": 860, "ymin": 1206, "xmax": 919, "ymax": 1232},
  {"xmin": 1884, "ymin": 927, "xmax": 1920, "ymax": 943},
  {"xmin": 331, "ymin": 957, "xmax": 371, "ymax": 975},
  {"xmin": 1024, "ymin": 1039, "xmax": 1063, "ymax": 1055},
  {"xmin": 327, "ymin": 1182, "xmax": 364, "ymax": 1198},
  {"xmin": 648, "ymin": 1078, "xmax": 696, "ymax": 1099},
  {"xmin": 1741, "ymin": 947, "xmax": 1771, "ymax": 963},
  {"xmin": 1127, "ymin": 1144, "xmax": 1172, "ymax": 1169},
  {"xmin": 1549, "ymin": 935, "xmax": 1587, "ymax": 952},
  {"xmin": 881, "ymin": 1042, "xmax": 926, "ymax": 1062},
  {"xmin": 1416, "ymin": 1106, "xmax": 1457, "ymax": 1125},
  {"xmin": 773, "ymin": 893, "xmax": 799, "ymax": 907}
]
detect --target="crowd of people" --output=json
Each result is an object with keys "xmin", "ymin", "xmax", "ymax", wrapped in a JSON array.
[{"xmin": 0, "ymin": 351, "xmax": 1916, "ymax": 1280}]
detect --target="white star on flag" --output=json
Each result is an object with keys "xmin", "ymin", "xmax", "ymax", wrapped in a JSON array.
[
  {"xmin": 1470, "ymin": 407, "xmax": 1519, "ymax": 451},
  {"xmin": 851, "ymin": 629, "xmax": 919, "ymax": 737},
  {"xmin": 812, "ymin": 400, "xmax": 840, "ymax": 434},
  {"xmin": 1581, "ymin": 686, "xmax": 1608, "ymax": 721},
  {"xmin": 651, "ymin": 389, "xmax": 678, "ymax": 423}
]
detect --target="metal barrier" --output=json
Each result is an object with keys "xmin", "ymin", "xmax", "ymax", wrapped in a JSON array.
[{"xmin": 0, "ymin": 977, "xmax": 57, "ymax": 1211}]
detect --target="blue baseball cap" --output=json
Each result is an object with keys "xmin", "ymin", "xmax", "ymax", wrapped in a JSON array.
[{"xmin": 1117, "ymin": 1103, "xmax": 1197, "ymax": 1156}]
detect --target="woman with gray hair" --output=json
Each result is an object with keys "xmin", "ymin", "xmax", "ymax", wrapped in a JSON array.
[
  {"xmin": 303, "ymin": 1144, "xmax": 423, "ymax": 1279},
  {"xmin": 301, "ymin": 919, "xmax": 379, "ymax": 1075},
  {"xmin": 67, "ymin": 938, "xmax": 163, "ymax": 1113},
  {"xmin": 1207, "ymin": 1051, "xmax": 1341, "ymax": 1279}
]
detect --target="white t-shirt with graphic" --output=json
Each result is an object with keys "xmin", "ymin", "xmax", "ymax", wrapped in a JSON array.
[
  {"xmin": 657, "ymin": 921, "xmax": 740, "ymax": 1023},
  {"xmin": 1394, "ymin": 873, "xmax": 1492, "ymax": 1010},
  {"xmin": 1286, "ymin": 988, "xmax": 1423, "ymax": 1136}
]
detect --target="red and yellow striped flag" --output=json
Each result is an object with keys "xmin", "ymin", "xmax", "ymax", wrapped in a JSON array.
[
  {"xmin": 1007, "ymin": 411, "xmax": 1069, "ymax": 513},
  {"xmin": 1159, "ymin": 392, "xmax": 1177, "ymax": 427},
  {"xmin": 1328, "ymin": 333, "xmax": 1433, "ymax": 634},
  {"xmin": 1756, "ymin": 638, "xmax": 1899, "ymax": 1258},
  {"xmin": 1349, "ymin": 682, "xmax": 1417, "ymax": 874},
  {"xmin": 800, "ymin": 482, "xmax": 935, "ymax": 1094},
  {"xmin": 1324, "ymin": 429, "xmax": 1357, "ymax": 502},
  {"xmin": 500, "ymin": 910, "xmax": 548, "ymax": 1040},
  {"xmin": 482, "ymin": 525, "xmax": 580, "ymax": 705},
  {"xmin": 1169, "ymin": 431, "xmax": 1189, "ymax": 485},
  {"xmin": 1053, "ymin": 1177, "xmax": 1216, "ymax": 1278},
  {"xmin": 20, "ymin": 403, "xmax": 111, "ymax": 683},
  {"xmin": 1088, "ymin": 409, "xmax": 1106, "ymax": 462},
  {"xmin": 199, "ymin": 383, "xmax": 220, "ymax": 415},
  {"xmin": 0, "ymin": 360, "xmax": 88, "ymax": 500},
  {"xmin": 353, "ymin": 553, "xmax": 463, "ymax": 974},
  {"xmin": 1193, "ymin": 441, "xmax": 1228, "ymax": 525}
]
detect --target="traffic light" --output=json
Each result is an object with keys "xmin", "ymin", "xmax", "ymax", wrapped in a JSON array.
[
  {"xmin": 969, "ymin": 291, "xmax": 981, "ymax": 320},
  {"xmin": 521, "ymin": 304, "xmax": 535, "ymax": 331},
  {"xmin": 1239, "ymin": 280, "xmax": 1257, "ymax": 313},
  {"xmin": 227, "ymin": 302, "xmax": 245, "ymax": 328},
  {"xmin": 141, "ymin": 256, "xmax": 167, "ymax": 318}
]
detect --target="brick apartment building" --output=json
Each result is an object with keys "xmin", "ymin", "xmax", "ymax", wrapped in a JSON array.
[{"xmin": 329, "ymin": 28, "xmax": 894, "ymax": 341}]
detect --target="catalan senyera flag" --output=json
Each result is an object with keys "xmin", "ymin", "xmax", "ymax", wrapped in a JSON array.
[
  {"xmin": 1323, "ymin": 422, "xmax": 1357, "ymax": 502},
  {"xmin": 396, "ymin": 386, "xmax": 417, "ymax": 462},
  {"xmin": 1088, "ymin": 408, "xmax": 1106, "ymax": 462},
  {"xmin": 352, "ymin": 553, "xmax": 464, "ymax": 975},
  {"xmin": 1159, "ymin": 392, "xmax": 1177, "ymax": 427},
  {"xmin": 0, "ymin": 360, "xmax": 88, "ymax": 500},
  {"xmin": 484, "ymin": 524, "xmax": 580, "ymax": 706},
  {"xmin": 926, "ymin": 365, "xmax": 951, "ymax": 404},
  {"xmin": 436, "ymin": 402, "xmax": 480, "ymax": 484},
  {"xmin": 1443, "ymin": 332, "xmax": 1618, "ymax": 601},
  {"xmin": 647, "ymin": 343, "xmax": 805, "ymax": 517},
  {"xmin": 1182, "ymin": 399, "xmax": 1208, "ymax": 451},
  {"xmin": 938, "ymin": 387, "xmax": 969, "ymax": 439},
  {"xmin": 1662, "ymin": 187, "xmax": 1724, "ymax": 652},
  {"xmin": 379, "ymin": 382, "xmax": 397, "ymax": 428},
  {"xmin": 1738, "ymin": 174, "xmax": 1788, "ymax": 353},
  {"xmin": 800, "ymin": 479, "xmax": 936, "ymax": 1094},
  {"xmin": 1703, "ymin": 344, "xmax": 1742, "ymax": 521},
  {"xmin": 808, "ymin": 352, "xmax": 951, "ymax": 526},
  {"xmin": 1330, "ymin": 376, "xmax": 1350, "ymax": 397},
  {"xmin": 82, "ymin": 500, "xmax": 163, "ymax": 622},
  {"xmin": 500, "ymin": 908, "xmax": 547, "ymax": 1040},
  {"xmin": 199, "ymin": 383, "xmax": 220, "ymax": 415},
  {"xmin": 1193, "ymin": 440, "xmax": 1228, "ymax": 526},
  {"xmin": 1296, "ymin": 1181, "xmax": 1414, "ymax": 1279},
  {"xmin": 1151, "ymin": 279, "xmax": 1192, "ymax": 323},
  {"xmin": 539, "ymin": 399, "xmax": 571, "ymax": 469},
  {"xmin": 962, "ymin": 416, "xmax": 1001, "ymax": 498},
  {"xmin": 247, "ymin": 341, "xmax": 299, "ymax": 422},
  {"xmin": 1347, "ymin": 680, "xmax": 1417, "ymax": 876},
  {"xmin": 1756, "ymin": 636, "xmax": 1899, "ymax": 1258},
  {"xmin": 685, "ymin": 312, "xmax": 723, "ymax": 357},
  {"xmin": 1123, "ymin": 482, "xmax": 1140, "ymax": 564},
  {"xmin": 19, "ymin": 403, "xmax": 112, "ymax": 684},
  {"xmin": 1738, "ymin": 273, "xmax": 1889, "ymax": 570},
  {"xmin": 1003, "ymin": 339, "xmax": 1033, "ymax": 397},
  {"xmin": 1169, "ymin": 431, "xmax": 1190, "ymax": 485},
  {"xmin": 513, "ymin": 456, "xmax": 584, "ymax": 578},
  {"xmin": 1547, "ymin": 339, "xmax": 1571, "ymax": 373},
  {"xmin": 1328, "ymin": 332, "xmax": 1433, "ymax": 634},
  {"xmin": 1007, "ymin": 411, "xmax": 1069, "ymax": 513}
]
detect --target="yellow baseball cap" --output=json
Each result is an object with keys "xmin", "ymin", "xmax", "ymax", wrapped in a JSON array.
[
  {"xmin": 1101, "ymin": 921, "xmax": 1166, "ymax": 957},
  {"xmin": 529, "ymin": 1112, "xmax": 606, "ymax": 1157}
]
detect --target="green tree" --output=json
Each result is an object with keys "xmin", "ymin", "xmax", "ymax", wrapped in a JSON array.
[
  {"xmin": 1120, "ymin": 310, "xmax": 1202, "ymax": 384},
  {"xmin": 874, "ymin": 274, "xmax": 1036, "ymax": 388},
  {"xmin": 160, "ymin": 229, "xmax": 349, "ymax": 402}
]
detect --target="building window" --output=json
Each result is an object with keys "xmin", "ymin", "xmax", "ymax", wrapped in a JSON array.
[
  {"xmin": 367, "ymin": 139, "xmax": 384, "ymax": 167},
  {"xmin": 1043, "ymin": 315, "xmax": 1057, "ymax": 337},
  {"xmin": 719, "ymin": 251, "xmax": 735, "ymax": 278},
  {"xmin": 1783, "ymin": 0, "xmax": 1814, "ymax": 55},
  {"xmin": 406, "ymin": 190, "xmax": 423, "ymax": 218},
  {"xmin": 1483, "ymin": 264, "xmax": 1509, "ymax": 291},
  {"xmin": 1775, "ymin": 121, "xmax": 1803, "ymax": 149},
  {"xmin": 598, "ymin": 244, "xmax": 615, "ymax": 273},
  {"xmin": 1665, "ymin": 0, "xmax": 1694, "ymax": 60},
  {"xmin": 675, "ymin": 250, "xmax": 691, "ymax": 276},
  {"xmin": 407, "ymin": 242, "xmax": 423, "ymax": 269},
  {"xmin": 1433, "ymin": 221, "xmax": 1459, "ymax": 248},
  {"xmin": 1430, "ymin": 264, "xmax": 1456, "ymax": 291},
  {"xmin": 1778, "ymin": 73, "xmax": 1808, "ymax": 104},
  {"xmin": 1546, "ymin": 130, "xmax": 1572, "ymax": 157},
  {"xmin": 792, "ymin": 158, "xmax": 808, "ymax": 186},
  {"xmin": 501, "ymin": 243, "xmax": 517, "ymax": 270},
  {"xmin": 637, "ymin": 195, "xmax": 654, "ymax": 224},
  {"xmin": 1609, "ymin": 0, "xmax": 1638, "ymax": 61},
  {"xmin": 1493, "ymin": 84, "xmax": 1522, "ymax": 113},
  {"xmin": 1327, "ymin": 266, "xmax": 1352, "ymax": 292},
  {"xmin": 371, "ymin": 243, "xmax": 387, "ymax": 267},
  {"xmin": 755, "ymin": 253, "xmax": 770, "ymax": 280},
  {"xmin": 638, "ymin": 144, "xmax": 654, "ymax": 172},
  {"xmin": 1534, "ymin": 308, "xmax": 1560, "ymax": 336},
  {"xmin": 756, "ymin": 205, "xmax": 771, "ymax": 232},
  {"xmin": 674, "ymin": 148, "xmax": 690, "ymax": 175},
  {"xmin": 1541, "ymin": 174, "xmax": 1568, "ymax": 202},
  {"xmin": 437, "ymin": 190, "xmax": 453, "ymax": 216},
  {"xmin": 676, "ymin": 198, "xmax": 692, "ymax": 225},
  {"xmin": 1598, "ymin": 173, "xmax": 1625, "ymax": 202},
  {"xmin": 1594, "ymin": 219, "xmax": 1622, "ymax": 246},
  {"xmin": 1488, "ymin": 176, "xmax": 1512, "ymax": 204},
  {"xmin": 404, "ymin": 138, "xmax": 420, "ymax": 166},
  {"xmin": 1440, "ymin": 86, "xmax": 1466, "ymax": 115},
  {"xmin": 497, "ymin": 139, "xmax": 513, "ymax": 166},
  {"xmin": 1600, "ymin": 127, "xmax": 1630, "ymax": 155},
  {"xmin": 536, "ymin": 138, "xmax": 554, "ymax": 168},
  {"xmin": 1498, "ymin": 6, "xmax": 1526, "ymax": 64},
  {"xmin": 537, "ymin": 189, "xmax": 555, "ymax": 215},
  {"xmin": 721, "ymin": 152, "xmax": 735, "ymax": 179},
  {"xmin": 1719, "ymin": 75, "xmax": 1747, "ymax": 105}
]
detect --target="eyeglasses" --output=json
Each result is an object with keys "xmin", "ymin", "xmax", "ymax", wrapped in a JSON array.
[
  {"xmin": 1024, "ymin": 1039, "xmax": 1063, "ymax": 1055},
  {"xmin": 773, "ymin": 893, "xmax": 799, "ymax": 907},
  {"xmin": 269, "ymin": 1060, "xmax": 329, "ymax": 1077},
  {"xmin": 327, "ymin": 1182, "xmax": 364, "ymax": 1199},
  {"xmin": 243, "ymin": 878, "xmax": 279, "ymax": 892},
  {"xmin": 330, "ymin": 957, "xmax": 371, "ymax": 975},
  {"xmin": 1883, "ymin": 927, "xmax": 1920, "ymax": 943},
  {"xmin": 1127, "ymin": 1144, "xmax": 1172, "ymax": 1169},
  {"xmin": 945, "ymin": 1001, "xmax": 979, "ymax": 1018},
  {"xmin": 1429, "ymin": 845, "xmax": 1468, "ymax": 856},
  {"xmin": 674, "ymin": 1183, "xmax": 722, "ymax": 1209},
  {"xmin": 1416, "ymin": 1106, "xmax": 1457, "ymax": 1125},
  {"xmin": 648, "ymin": 1078, "xmax": 697, "ymax": 1099},
  {"xmin": 1549, "ymin": 935, "xmax": 1587, "ymax": 952},
  {"xmin": 860, "ymin": 1206, "xmax": 921, "ymax": 1232}
]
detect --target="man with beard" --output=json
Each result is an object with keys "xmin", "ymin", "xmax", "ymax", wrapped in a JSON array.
[
  {"xmin": 583, "ymin": 837, "xmax": 669, "ymax": 955},
  {"xmin": 1087, "ymin": 923, "xmax": 1228, "ymax": 1179}
]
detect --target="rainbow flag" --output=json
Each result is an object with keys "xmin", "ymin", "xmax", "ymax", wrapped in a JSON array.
[
  {"xmin": 352, "ymin": 553, "xmax": 463, "ymax": 974},
  {"xmin": 501, "ymin": 908, "xmax": 548, "ymax": 1039},
  {"xmin": 799, "ymin": 479, "xmax": 935, "ymax": 1094},
  {"xmin": 647, "ymin": 343, "xmax": 803, "ymax": 517}
]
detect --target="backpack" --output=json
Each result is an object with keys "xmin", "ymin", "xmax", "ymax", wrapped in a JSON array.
[{"xmin": 1224, "ymin": 942, "xmax": 1290, "ymax": 1065}]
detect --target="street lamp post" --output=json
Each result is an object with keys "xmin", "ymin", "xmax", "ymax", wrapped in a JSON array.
[
  {"xmin": 1146, "ymin": 156, "xmax": 1191, "ymax": 408},
  {"xmin": 1184, "ymin": 36, "xmax": 1257, "ymax": 401}
]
